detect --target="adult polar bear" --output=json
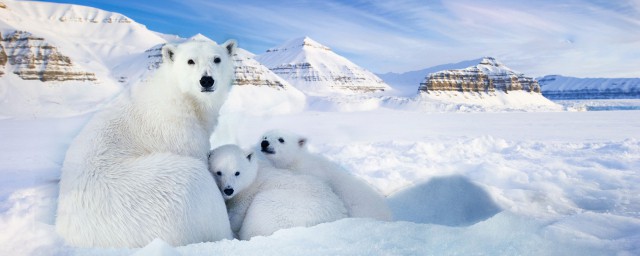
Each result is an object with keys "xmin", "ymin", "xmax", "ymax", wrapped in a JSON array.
[{"xmin": 56, "ymin": 40, "xmax": 236, "ymax": 248}]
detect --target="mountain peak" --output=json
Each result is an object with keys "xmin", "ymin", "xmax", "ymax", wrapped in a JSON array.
[
  {"xmin": 188, "ymin": 33, "xmax": 213, "ymax": 42},
  {"xmin": 266, "ymin": 36, "xmax": 330, "ymax": 53},
  {"xmin": 256, "ymin": 37, "xmax": 391, "ymax": 94},
  {"xmin": 478, "ymin": 57, "xmax": 503, "ymax": 67},
  {"xmin": 419, "ymin": 57, "xmax": 540, "ymax": 94}
]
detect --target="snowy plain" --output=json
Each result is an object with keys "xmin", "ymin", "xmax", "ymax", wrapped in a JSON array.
[{"xmin": 1, "ymin": 88, "xmax": 640, "ymax": 255}]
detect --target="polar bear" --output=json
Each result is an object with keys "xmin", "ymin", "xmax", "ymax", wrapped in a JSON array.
[
  {"xmin": 208, "ymin": 144, "xmax": 347, "ymax": 240},
  {"xmin": 259, "ymin": 130, "xmax": 393, "ymax": 221},
  {"xmin": 55, "ymin": 40, "xmax": 237, "ymax": 248}
]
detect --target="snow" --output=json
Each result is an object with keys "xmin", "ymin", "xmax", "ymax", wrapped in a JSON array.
[
  {"xmin": 539, "ymin": 75, "xmax": 640, "ymax": 99},
  {"xmin": 2, "ymin": 106, "xmax": 639, "ymax": 255}
]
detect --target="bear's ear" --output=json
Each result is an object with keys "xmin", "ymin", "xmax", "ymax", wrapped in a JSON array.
[
  {"xmin": 246, "ymin": 152, "xmax": 253, "ymax": 161},
  {"xmin": 162, "ymin": 44, "xmax": 177, "ymax": 63},
  {"xmin": 298, "ymin": 137, "xmax": 307, "ymax": 148},
  {"xmin": 222, "ymin": 39, "xmax": 237, "ymax": 56}
]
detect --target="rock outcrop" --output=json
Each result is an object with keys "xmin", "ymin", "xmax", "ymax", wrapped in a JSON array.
[
  {"xmin": 418, "ymin": 57, "xmax": 540, "ymax": 94},
  {"xmin": 1, "ymin": 31, "xmax": 96, "ymax": 82},
  {"xmin": 0, "ymin": 34, "xmax": 6, "ymax": 77},
  {"xmin": 233, "ymin": 48, "xmax": 291, "ymax": 89},
  {"xmin": 256, "ymin": 37, "xmax": 391, "ymax": 94}
]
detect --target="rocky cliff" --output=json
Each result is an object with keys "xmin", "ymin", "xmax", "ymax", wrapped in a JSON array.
[
  {"xmin": 233, "ymin": 48, "xmax": 292, "ymax": 89},
  {"xmin": 1, "ymin": 30, "xmax": 96, "ymax": 82},
  {"xmin": 0, "ymin": 38, "xmax": 6, "ymax": 77},
  {"xmin": 418, "ymin": 57, "xmax": 540, "ymax": 94}
]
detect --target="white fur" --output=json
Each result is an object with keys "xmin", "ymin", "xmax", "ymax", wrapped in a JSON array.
[
  {"xmin": 259, "ymin": 130, "xmax": 393, "ymax": 221},
  {"xmin": 209, "ymin": 144, "xmax": 347, "ymax": 240},
  {"xmin": 56, "ymin": 40, "xmax": 237, "ymax": 248}
]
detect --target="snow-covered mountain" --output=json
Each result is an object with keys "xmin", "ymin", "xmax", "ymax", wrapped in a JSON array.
[
  {"xmin": 539, "ymin": 75, "xmax": 640, "ymax": 99},
  {"xmin": 255, "ymin": 36, "xmax": 391, "ymax": 95},
  {"xmin": 419, "ymin": 57, "xmax": 541, "ymax": 94},
  {"xmin": 377, "ymin": 58, "xmax": 483, "ymax": 95},
  {"xmin": 0, "ymin": 0, "xmax": 305, "ymax": 118}
]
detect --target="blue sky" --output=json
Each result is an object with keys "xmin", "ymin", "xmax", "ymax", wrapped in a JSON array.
[{"xmin": 30, "ymin": 0, "xmax": 640, "ymax": 77}]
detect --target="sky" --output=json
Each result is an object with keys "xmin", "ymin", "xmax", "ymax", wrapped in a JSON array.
[{"xmin": 28, "ymin": 0, "xmax": 640, "ymax": 77}]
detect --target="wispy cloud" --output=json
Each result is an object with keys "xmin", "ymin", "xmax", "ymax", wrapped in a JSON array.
[{"xmin": 30, "ymin": 0, "xmax": 640, "ymax": 77}]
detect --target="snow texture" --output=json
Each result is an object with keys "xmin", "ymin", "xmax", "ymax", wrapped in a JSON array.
[{"xmin": 2, "ymin": 110, "xmax": 640, "ymax": 255}]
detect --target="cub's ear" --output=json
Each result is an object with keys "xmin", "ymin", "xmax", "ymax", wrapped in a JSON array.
[
  {"xmin": 162, "ymin": 44, "xmax": 177, "ymax": 63},
  {"xmin": 298, "ymin": 137, "xmax": 307, "ymax": 148},
  {"xmin": 222, "ymin": 39, "xmax": 237, "ymax": 56},
  {"xmin": 246, "ymin": 152, "xmax": 253, "ymax": 161}
]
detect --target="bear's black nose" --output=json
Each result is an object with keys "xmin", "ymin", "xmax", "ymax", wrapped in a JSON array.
[
  {"xmin": 261, "ymin": 140, "xmax": 269, "ymax": 148},
  {"xmin": 200, "ymin": 76, "xmax": 215, "ymax": 88},
  {"xmin": 223, "ymin": 188, "xmax": 234, "ymax": 196}
]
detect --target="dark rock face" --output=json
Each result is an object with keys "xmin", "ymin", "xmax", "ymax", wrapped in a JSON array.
[
  {"xmin": 418, "ymin": 57, "xmax": 541, "ymax": 94},
  {"xmin": 1, "ymin": 30, "xmax": 97, "ymax": 82},
  {"xmin": 0, "ymin": 34, "xmax": 7, "ymax": 77}
]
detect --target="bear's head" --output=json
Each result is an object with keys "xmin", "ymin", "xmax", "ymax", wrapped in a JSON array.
[
  {"xmin": 259, "ymin": 129, "xmax": 308, "ymax": 169},
  {"xmin": 160, "ymin": 39, "xmax": 237, "ymax": 102},
  {"xmin": 209, "ymin": 144, "xmax": 257, "ymax": 200}
]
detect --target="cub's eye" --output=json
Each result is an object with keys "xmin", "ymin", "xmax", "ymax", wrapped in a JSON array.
[
  {"xmin": 278, "ymin": 138, "xmax": 285, "ymax": 143},
  {"xmin": 235, "ymin": 171, "xmax": 240, "ymax": 176},
  {"xmin": 188, "ymin": 59, "xmax": 195, "ymax": 65},
  {"xmin": 216, "ymin": 171, "xmax": 222, "ymax": 176},
  {"xmin": 214, "ymin": 57, "xmax": 221, "ymax": 64}
]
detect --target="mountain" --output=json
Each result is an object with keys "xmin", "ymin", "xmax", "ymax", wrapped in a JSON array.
[
  {"xmin": 418, "ymin": 57, "xmax": 541, "ymax": 94},
  {"xmin": 538, "ymin": 75, "xmax": 640, "ymax": 99},
  {"xmin": 0, "ymin": 0, "xmax": 304, "ymax": 118},
  {"xmin": 255, "ymin": 36, "xmax": 391, "ymax": 95},
  {"xmin": 377, "ymin": 58, "xmax": 483, "ymax": 95}
]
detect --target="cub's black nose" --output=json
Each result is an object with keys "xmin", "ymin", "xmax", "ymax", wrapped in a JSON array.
[
  {"xmin": 223, "ymin": 188, "xmax": 234, "ymax": 196},
  {"xmin": 261, "ymin": 140, "xmax": 269, "ymax": 148},
  {"xmin": 200, "ymin": 76, "xmax": 214, "ymax": 88}
]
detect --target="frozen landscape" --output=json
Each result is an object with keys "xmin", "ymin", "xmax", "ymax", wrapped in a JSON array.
[
  {"xmin": 1, "ymin": 0, "xmax": 640, "ymax": 255},
  {"xmin": 2, "ymin": 104, "xmax": 640, "ymax": 255}
]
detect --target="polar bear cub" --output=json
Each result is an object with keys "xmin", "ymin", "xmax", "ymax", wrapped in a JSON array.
[
  {"xmin": 259, "ymin": 130, "xmax": 393, "ymax": 221},
  {"xmin": 56, "ymin": 40, "xmax": 237, "ymax": 248},
  {"xmin": 208, "ymin": 144, "xmax": 348, "ymax": 240}
]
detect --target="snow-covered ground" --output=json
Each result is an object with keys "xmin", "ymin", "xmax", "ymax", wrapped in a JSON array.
[{"xmin": 1, "ymin": 103, "xmax": 639, "ymax": 255}]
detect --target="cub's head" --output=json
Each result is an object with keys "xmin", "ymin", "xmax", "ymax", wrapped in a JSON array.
[
  {"xmin": 208, "ymin": 144, "xmax": 257, "ymax": 200},
  {"xmin": 160, "ymin": 39, "xmax": 236, "ymax": 99},
  {"xmin": 259, "ymin": 129, "xmax": 307, "ymax": 169}
]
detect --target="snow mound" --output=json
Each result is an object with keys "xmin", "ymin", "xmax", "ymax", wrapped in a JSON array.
[{"xmin": 388, "ymin": 175, "xmax": 502, "ymax": 226}]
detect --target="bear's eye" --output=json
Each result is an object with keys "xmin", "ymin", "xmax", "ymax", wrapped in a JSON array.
[
  {"xmin": 216, "ymin": 171, "xmax": 222, "ymax": 176},
  {"xmin": 214, "ymin": 57, "xmax": 221, "ymax": 64},
  {"xmin": 235, "ymin": 171, "xmax": 240, "ymax": 176},
  {"xmin": 278, "ymin": 138, "xmax": 285, "ymax": 143},
  {"xmin": 188, "ymin": 59, "xmax": 195, "ymax": 65}
]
